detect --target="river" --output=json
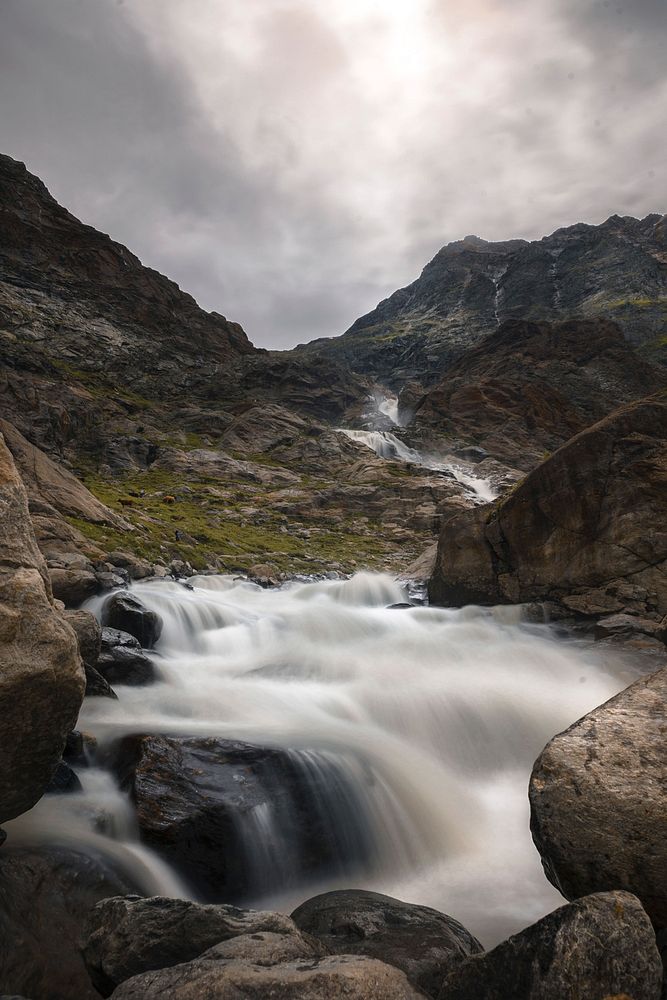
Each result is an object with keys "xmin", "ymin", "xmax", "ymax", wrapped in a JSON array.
[{"xmin": 7, "ymin": 570, "xmax": 639, "ymax": 947}]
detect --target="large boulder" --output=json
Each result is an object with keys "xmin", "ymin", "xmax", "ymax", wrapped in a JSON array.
[
  {"xmin": 111, "ymin": 735, "xmax": 374, "ymax": 900},
  {"xmin": 82, "ymin": 895, "xmax": 298, "ymax": 997},
  {"xmin": 429, "ymin": 397, "xmax": 667, "ymax": 616},
  {"xmin": 436, "ymin": 891, "xmax": 662, "ymax": 1000},
  {"xmin": 0, "ymin": 432, "xmax": 85, "ymax": 823},
  {"xmin": 0, "ymin": 848, "xmax": 135, "ymax": 1000},
  {"xmin": 291, "ymin": 889, "xmax": 482, "ymax": 998},
  {"xmin": 529, "ymin": 668, "xmax": 667, "ymax": 928},
  {"xmin": 109, "ymin": 931, "xmax": 424, "ymax": 1000},
  {"xmin": 48, "ymin": 567, "xmax": 99, "ymax": 606},
  {"xmin": 63, "ymin": 609, "xmax": 102, "ymax": 666},
  {"xmin": 101, "ymin": 591, "xmax": 163, "ymax": 647}
]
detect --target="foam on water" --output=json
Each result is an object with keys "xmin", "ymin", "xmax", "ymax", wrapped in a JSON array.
[{"xmin": 49, "ymin": 572, "xmax": 641, "ymax": 943}]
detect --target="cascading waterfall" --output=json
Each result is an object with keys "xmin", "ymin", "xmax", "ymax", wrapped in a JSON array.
[
  {"xmin": 13, "ymin": 571, "xmax": 642, "ymax": 946},
  {"xmin": 338, "ymin": 427, "xmax": 497, "ymax": 503}
]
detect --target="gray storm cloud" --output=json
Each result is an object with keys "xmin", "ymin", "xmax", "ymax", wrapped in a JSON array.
[{"xmin": 0, "ymin": 0, "xmax": 665, "ymax": 348}]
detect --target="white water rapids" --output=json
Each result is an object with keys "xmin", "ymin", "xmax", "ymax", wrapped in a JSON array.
[
  {"xmin": 339, "ymin": 428, "xmax": 497, "ymax": 503},
  {"xmin": 9, "ymin": 571, "xmax": 641, "ymax": 946}
]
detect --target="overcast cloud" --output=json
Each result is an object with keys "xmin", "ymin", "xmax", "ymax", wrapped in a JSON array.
[{"xmin": 1, "ymin": 0, "xmax": 665, "ymax": 348}]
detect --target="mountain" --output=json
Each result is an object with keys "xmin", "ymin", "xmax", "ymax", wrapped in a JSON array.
[
  {"xmin": 299, "ymin": 215, "xmax": 667, "ymax": 385},
  {"xmin": 0, "ymin": 154, "xmax": 473, "ymax": 577},
  {"xmin": 411, "ymin": 317, "xmax": 666, "ymax": 469}
]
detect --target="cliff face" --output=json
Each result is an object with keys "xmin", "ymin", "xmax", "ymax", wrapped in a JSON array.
[
  {"xmin": 412, "ymin": 317, "xmax": 666, "ymax": 469},
  {"xmin": 300, "ymin": 215, "xmax": 667, "ymax": 385}
]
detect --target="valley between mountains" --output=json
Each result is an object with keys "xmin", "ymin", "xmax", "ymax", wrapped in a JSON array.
[{"xmin": 1, "ymin": 152, "xmax": 667, "ymax": 1000}]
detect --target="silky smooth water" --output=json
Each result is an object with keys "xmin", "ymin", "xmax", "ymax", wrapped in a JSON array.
[
  {"xmin": 338, "ymin": 428, "xmax": 497, "ymax": 503},
  {"xmin": 9, "ymin": 571, "xmax": 637, "ymax": 944}
]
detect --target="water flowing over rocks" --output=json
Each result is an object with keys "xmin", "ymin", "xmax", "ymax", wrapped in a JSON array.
[
  {"xmin": 82, "ymin": 896, "xmax": 299, "ymax": 997},
  {"xmin": 529, "ymin": 668, "xmax": 667, "ymax": 928},
  {"xmin": 291, "ymin": 889, "xmax": 483, "ymax": 998},
  {"xmin": 100, "ymin": 591, "xmax": 163, "ymax": 647},
  {"xmin": 110, "ymin": 733, "xmax": 377, "ymax": 901},
  {"xmin": 0, "ymin": 432, "xmax": 84, "ymax": 824},
  {"xmin": 429, "ymin": 397, "xmax": 667, "ymax": 621},
  {"xmin": 436, "ymin": 891, "xmax": 662, "ymax": 1000}
]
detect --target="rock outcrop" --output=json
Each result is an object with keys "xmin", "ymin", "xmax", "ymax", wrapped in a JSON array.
[
  {"xmin": 82, "ymin": 896, "xmax": 298, "ymax": 997},
  {"xmin": 109, "ymin": 933, "xmax": 424, "ymax": 1000},
  {"xmin": 0, "ymin": 432, "xmax": 84, "ymax": 823},
  {"xmin": 291, "ymin": 889, "xmax": 482, "ymax": 998},
  {"xmin": 437, "ymin": 891, "xmax": 662, "ymax": 1000},
  {"xmin": 413, "ymin": 318, "xmax": 665, "ymax": 469},
  {"xmin": 530, "ymin": 669, "xmax": 667, "ymax": 928},
  {"xmin": 428, "ymin": 396, "xmax": 667, "ymax": 617}
]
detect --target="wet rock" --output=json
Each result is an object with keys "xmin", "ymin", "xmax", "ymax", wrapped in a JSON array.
[
  {"xmin": 63, "ymin": 609, "xmax": 102, "ymax": 666},
  {"xmin": 0, "ymin": 433, "xmax": 85, "ymax": 824},
  {"xmin": 436, "ymin": 891, "xmax": 662, "ymax": 1000},
  {"xmin": 110, "ymin": 933, "xmax": 423, "ymax": 1000},
  {"xmin": 0, "ymin": 848, "xmax": 135, "ymax": 1000},
  {"xmin": 48, "ymin": 567, "xmax": 98, "ymax": 606},
  {"xmin": 530, "ymin": 669, "xmax": 667, "ymax": 927},
  {"xmin": 429, "ymin": 398, "xmax": 667, "ymax": 615},
  {"xmin": 101, "ymin": 591, "xmax": 163, "ymax": 647},
  {"xmin": 97, "ymin": 646, "xmax": 155, "ymax": 686},
  {"xmin": 63, "ymin": 729, "xmax": 95, "ymax": 767},
  {"xmin": 44, "ymin": 759, "xmax": 82, "ymax": 794},
  {"xmin": 84, "ymin": 661, "xmax": 118, "ymax": 699},
  {"xmin": 82, "ymin": 895, "xmax": 299, "ymax": 997},
  {"xmin": 292, "ymin": 889, "xmax": 482, "ymax": 997},
  {"xmin": 96, "ymin": 627, "xmax": 155, "ymax": 685},
  {"xmin": 111, "ymin": 734, "xmax": 374, "ymax": 901}
]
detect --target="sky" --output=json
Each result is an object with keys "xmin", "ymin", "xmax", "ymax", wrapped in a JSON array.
[{"xmin": 1, "ymin": 0, "xmax": 665, "ymax": 349}]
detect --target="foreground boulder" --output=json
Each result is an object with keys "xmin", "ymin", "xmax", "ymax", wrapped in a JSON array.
[
  {"xmin": 101, "ymin": 591, "xmax": 163, "ymax": 647},
  {"xmin": 429, "ymin": 397, "xmax": 667, "ymax": 616},
  {"xmin": 530, "ymin": 668, "xmax": 667, "ymax": 928},
  {"xmin": 0, "ymin": 432, "xmax": 84, "ymax": 823},
  {"xmin": 292, "ymin": 889, "xmax": 482, "ymax": 998},
  {"xmin": 0, "ymin": 848, "xmax": 135, "ymax": 1000},
  {"xmin": 437, "ymin": 891, "xmax": 661, "ymax": 1000},
  {"xmin": 110, "ymin": 931, "xmax": 424, "ymax": 1000},
  {"xmin": 111, "ymin": 735, "xmax": 374, "ymax": 900},
  {"xmin": 82, "ymin": 896, "xmax": 298, "ymax": 997}
]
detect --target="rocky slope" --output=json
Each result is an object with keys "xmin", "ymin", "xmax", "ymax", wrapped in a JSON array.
[
  {"xmin": 0, "ymin": 154, "xmax": 483, "ymax": 577},
  {"xmin": 412, "ymin": 317, "xmax": 666, "ymax": 469},
  {"xmin": 300, "ymin": 214, "xmax": 667, "ymax": 385}
]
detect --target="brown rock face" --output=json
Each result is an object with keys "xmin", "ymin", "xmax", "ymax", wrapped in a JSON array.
[
  {"xmin": 0, "ymin": 432, "xmax": 84, "ymax": 823},
  {"xmin": 414, "ymin": 318, "xmax": 666, "ymax": 469},
  {"xmin": 428, "ymin": 397, "xmax": 667, "ymax": 615},
  {"xmin": 437, "ymin": 891, "xmax": 662, "ymax": 1000},
  {"xmin": 529, "ymin": 669, "xmax": 667, "ymax": 928}
]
